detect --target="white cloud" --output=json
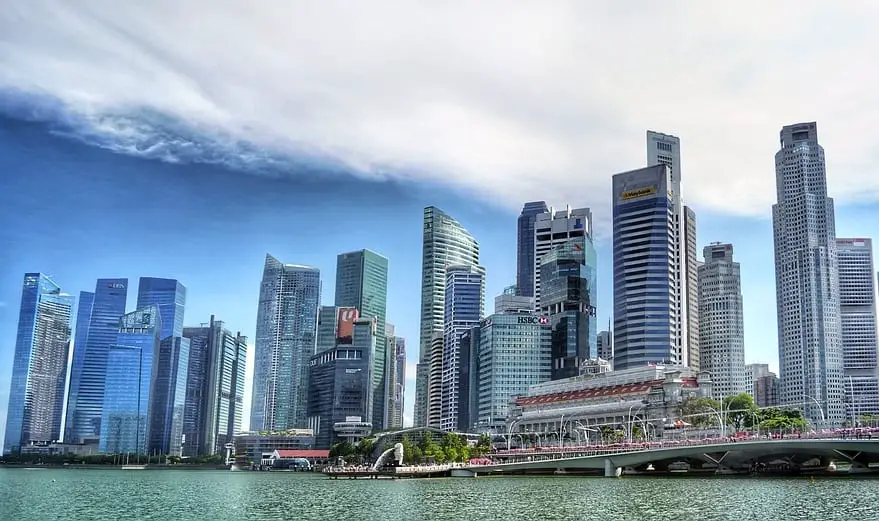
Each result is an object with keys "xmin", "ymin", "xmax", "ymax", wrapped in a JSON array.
[{"xmin": 3, "ymin": 1, "xmax": 879, "ymax": 219}]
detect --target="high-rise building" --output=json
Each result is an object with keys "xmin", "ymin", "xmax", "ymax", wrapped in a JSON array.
[
  {"xmin": 597, "ymin": 328, "xmax": 613, "ymax": 363},
  {"xmin": 470, "ymin": 310, "xmax": 552, "ymax": 433},
  {"xmin": 334, "ymin": 249, "xmax": 389, "ymax": 430},
  {"xmin": 836, "ymin": 238, "xmax": 879, "ymax": 418},
  {"xmin": 316, "ymin": 306, "xmax": 339, "ymax": 354},
  {"xmin": 517, "ymin": 201, "xmax": 549, "ymax": 298},
  {"xmin": 4, "ymin": 274, "xmax": 73, "ymax": 454},
  {"xmin": 682, "ymin": 207, "xmax": 700, "ymax": 369},
  {"xmin": 65, "ymin": 278, "xmax": 128, "ymax": 444},
  {"xmin": 612, "ymin": 164, "xmax": 685, "ymax": 370},
  {"xmin": 415, "ymin": 206, "xmax": 482, "ymax": 427},
  {"xmin": 99, "ymin": 306, "xmax": 161, "ymax": 454},
  {"xmin": 441, "ymin": 265, "xmax": 485, "ymax": 431},
  {"xmin": 755, "ymin": 372, "xmax": 780, "ymax": 408},
  {"xmin": 136, "ymin": 278, "xmax": 189, "ymax": 456},
  {"xmin": 383, "ymin": 324, "xmax": 406, "ymax": 429},
  {"xmin": 772, "ymin": 122, "xmax": 844, "ymax": 425},
  {"xmin": 495, "ymin": 285, "xmax": 534, "ymax": 314},
  {"xmin": 745, "ymin": 363, "xmax": 772, "ymax": 396},
  {"xmin": 307, "ymin": 317, "xmax": 375, "ymax": 449},
  {"xmin": 533, "ymin": 206, "xmax": 592, "ymax": 307},
  {"xmin": 182, "ymin": 316, "xmax": 247, "ymax": 456},
  {"xmin": 251, "ymin": 254, "xmax": 321, "ymax": 431},
  {"xmin": 698, "ymin": 243, "xmax": 747, "ymax": 398},
  {"xmin": 539, "ymin": 237, "xmax": 598, "ymax": 379}
]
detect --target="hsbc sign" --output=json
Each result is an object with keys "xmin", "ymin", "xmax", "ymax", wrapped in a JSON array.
[{"xmin": 518, "ymin": 316, "xmax": 549, "ymax": 325}]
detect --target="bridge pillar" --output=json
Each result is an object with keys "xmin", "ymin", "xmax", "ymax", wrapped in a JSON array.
[{"xmin": 604, "ymin": 458, "xmax": 621, "ymax": 478}]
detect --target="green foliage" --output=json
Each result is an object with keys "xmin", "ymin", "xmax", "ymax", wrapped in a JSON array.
[
  {"xmin": 679, "ymin": 397, "xmax": 722, "ymax": 428},
  {"xmin": 356, "ymin": 438, "xmax": 375, "ymax": 458},
  {"xmin": 723, "ymin": 393, "xmax": 757, "ymax": 429},
  {"xmin": 329, "ymin": 441, "xmax": 355, "ymax": 459},
  {"xmin": 756, "ymin": 407, "xmax": 808, "ymax": 431}
]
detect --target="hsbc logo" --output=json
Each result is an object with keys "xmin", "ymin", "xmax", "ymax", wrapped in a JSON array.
[{"xmin": 518, "ymin": 316, "xmax": 549, "ymax": 325}]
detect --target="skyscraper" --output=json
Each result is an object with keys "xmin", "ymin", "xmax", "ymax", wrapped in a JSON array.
[
  {"xmin": 316, "ymin": 306, "xmax": 340, "ymax": 354},
  {"xmin": 597, "ymin": 328, "xmax": 613, "ymax": 363},
  {"xmin": 100, "ymin": 306, "xmax": 161, "ymax": 454},
  {"xmin": 612, "ymin": 164, "xmax": 682, "ymax": 370},
  {"xmin": 334, "ymin": 249, "xmax": 389, "ymax": 430},
  {"xmin": 539, "ymin": 237, "xmax": 598, "ymax": 379},
  {"xmin": 836, "ymin": 238, "xmax": 879, "ymax": 418},
  {"xmin": 64, "ymin": 290, "xmax": 93, "ymax": 443},
  {"xmin": 251, "ymin": 254, "xmax": 321, "ymax": 431},
  {"xmin": 698, "ymin": 243, "xmax": 746, "ymax": 398},
  {"xmin": 516, "ymin": 201, "xmax": 548, "ymax": 298},
  {"xmin": 4, "ymin": 274, "xmax": 73, "ymax": 454},
  {"xmin": 647, "ymin": 131, "xmax": 700, "ymax": 370},
  {"xmin": 773, "ymin": 122, "xmax": 844, "ymax": 424},
  {"xmin": 182, "ymin": 316, "xmax": 247, "ymax": 456},
  {"xmin": 136, "ymin": 277, "xmax": 186, "ymax": 338},
  {"xmin": 65, "ymin": 278, "xmax": 128, "ymax": 444},
  {"xmin": 415, "ymin": 206, "xmax": 482, "ymax": 427},
  {"xmin": 532, "ymin": 206, "xmax": 592, "ymax": 307},
  {"xmin": 441, "ymin": 265, "xmax": 485, "ymax": 431}
]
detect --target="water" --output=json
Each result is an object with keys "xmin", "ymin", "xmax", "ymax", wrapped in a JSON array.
[{"xmin": 1, "ymin": 468, "xmax": 875, "ymax": 521}]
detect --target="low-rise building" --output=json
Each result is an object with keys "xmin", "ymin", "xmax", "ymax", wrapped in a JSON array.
[{"xmin": 234, "ymin": 429, "xmax": 314, "ymax": 465}]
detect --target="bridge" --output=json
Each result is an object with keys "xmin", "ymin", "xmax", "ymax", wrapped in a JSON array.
[{"xmin": 462, "ymin": 438, "xmax": 879, "ymax": 477}]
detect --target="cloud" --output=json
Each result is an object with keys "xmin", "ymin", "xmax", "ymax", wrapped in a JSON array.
[{"xmin": 3, "ymin": 1, "xmax": 879, "ymax": 220}]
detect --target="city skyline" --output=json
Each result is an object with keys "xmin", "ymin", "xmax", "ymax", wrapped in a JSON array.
[{"xmin": 1, "ymin": 118, "xmax": 879, "ymax": 442}]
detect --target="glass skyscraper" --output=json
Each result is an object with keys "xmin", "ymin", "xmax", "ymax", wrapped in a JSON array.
[
  {"xmin": 334, "ymin": 249, "xmax": 389, "ymax": 430},
  {"xmin": 100, "ymin": 306, "xmax": 161, "ymax": 454},
  {"xmin": 516, "ymin": 201, "xmax": 548, "ymax": 298},
  {"xmin": 182, "ymin": 316, "xmax": 248, "ymax": 456},
  {"xmin": 251, "ymin": 254, "xmax": 321, "ymax": 431},
  {"xmin": 65, "ymin": 278, "xmax": 128, "ymax": 444},
  {"xmin": 539, "ymin": 236, "xmax": 598, "ymax": 379},
  {"xmin": 441, "ymin": 265, "xmax": 484, "ymax": 431},
  {"xmin": 136, "ymin": 277, "xmax": 186, "ymax": 339},
  {"xmin": 416, "ymin": 206, "xmax": 483, "ymax": 428},
  {"xmin": 4, "ymin": 274, "xmax": 73, "ymax": 454}
]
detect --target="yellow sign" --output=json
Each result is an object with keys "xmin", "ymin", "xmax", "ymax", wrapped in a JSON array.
[{"xmin": 621, "ymin": 186, "xmax": 656, "ymax": 200}]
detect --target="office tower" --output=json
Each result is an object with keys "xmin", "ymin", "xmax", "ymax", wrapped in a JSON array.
[
  {"xmin": 65, "ymin": 278, "xmax": 128, "ymax": 444},
  {"xmin": 745, "ymin": 363, "xmax": 772, "ymax": 396},
  {"xmin": 471, "ymin": 309, "xmax": 552, "ymax": 434},
  {"xmin": 182, "ymin": 316, "xmax": 247, "ymax": 456},
  {"xmin": 307, "ymin": 317, "xmax": 375, "ymax": 448},
  {"xmin": 136, "ymin": 278, "xmax": 186, "ymax": 338},
  {"xmin": 334, "ymin": 249, "xmax": 389, "ymax": 430},
  {"xmin": 383, "ymin": 324, "xmax": 406, "ymax": 429},
  {"xmin": 646, "ymin": 131, "xmax": 700, "ymax": 370},
  {"xmin": 597, "ymin": 328, "xmax": 613, "ymax": 362},
  {"xmin": 539, "ymin": 236, "xmax": 598, "ymax": 379},
  {"xmin": 99, "ymin": 307, "xmax": 161, "ymax": 454},
  {"xmin": 3, "ymin": 274, "xmax": 73, "ymax": 454},
  {"xmin": 837, "ymin": 238, "xmax": 879, "ymax": 417},
  {"xmin": 533, "ymin": 206, "xmax": 592, "ymax": 306},
  {"xmin": 517, "ymin": 201, "xmax": 549, "ymax": 298},
  {"xmin": 698, "ymin": 243, "xmax": 747, "ymax": 398},
  {"xmin": 316, "ymin": 306, "xmax": 339, "ymax": 354},
  {"xmin": 415, "ymin": 206, "xmax": 483, "ymax": 427},
  {"xmin": 495, "ymin": 285, "xmax": 534, "ymax": 314},
  {"xmin": 441, "ymin": 265, "xmax": 485, "ymax": 431},
  {"xmin": 251, "ymin": 254, "xmax": 321, "ymax": 431},
  {"xmin": 754, "ymin": 372, "xmax": 780, "ymax": 407},
  {"xmin": 772, "ymin": 122, "xmax": 844, "ymax": 424},
  {"xmin": 457, "ymin": 328, "xmax": 480, "ymax": 433},
  {"xmin": 612, "ymin": 164, "xmax": 684, "ymax": 370}
]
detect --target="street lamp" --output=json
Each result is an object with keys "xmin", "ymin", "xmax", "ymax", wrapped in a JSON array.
[
  {"xmin": 801, "ymin": 394, "xmax": 826, "ymax": 430},
  {"xmin": 506, "ymin": 420, "xmax": 521, "ymax": 451}
]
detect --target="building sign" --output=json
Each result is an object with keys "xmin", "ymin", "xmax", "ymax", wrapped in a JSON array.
[
  {"xmin": 336, "ymin": 307, "xmax": 359, "ymax": 345},
  {"xmin": 517, "ymin": 316, "xmax": 550, "ymax": 325},
  {"xmin": 107, "ymin": 282, "xmax": 126, "ymax": 289},
  {"xmin": 621, "ymin": 186, "xmax": 656, "ymax": 200}
]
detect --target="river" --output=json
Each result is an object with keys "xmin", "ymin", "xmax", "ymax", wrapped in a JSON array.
[{"xmin": 0, "ymin": 468, "xmax": 874, "ymax": 520}]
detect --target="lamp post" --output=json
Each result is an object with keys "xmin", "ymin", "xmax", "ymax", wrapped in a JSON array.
[
  {"xmin": 801, "ymin": 394, "xmax": 826, "ymax": 430},
  {"xmin": 506, "ymin": 420, "xmax": 521, "ymax": 451}
]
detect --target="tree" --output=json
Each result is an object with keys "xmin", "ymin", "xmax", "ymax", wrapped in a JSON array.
[
  {"xmin": 329, "ymin": 441, "xmax": 355, "ymax": 459},
  {"xmin": 679, "ymin": 397, "xmax": 722, "ymax": 428},
  {"xmin": 356, "ymin": 438, "xmax": 375, "ymax": 460},
  {"xmin": 441, "ymin": 432, "xmax": 468, "ymax": 463},
  {"xmin": 723, "ymin": 393, "xmax": 757, "ymax": 430},
  {"xmin": 756, "ymin": 407, "xmax": 808, "ymax": 432}
]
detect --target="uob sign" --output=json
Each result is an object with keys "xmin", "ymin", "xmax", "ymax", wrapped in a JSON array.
[{"xmin": 518, "ymin": 316, "xmax": 549, "ymax": 325}]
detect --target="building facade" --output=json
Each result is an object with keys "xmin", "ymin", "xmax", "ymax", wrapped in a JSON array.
[
  {"xmin": 745, "ymin": 363, "xmax": 773, "ymax": 396},
  {"xmin": 772, "ymin": 122, "xmax": 844, "ymax": 424},
  {"xmin": 334, "ymin": 249, "xmax": 389, "ymax": 430},
  {"xmin": 441, "ymin": 265, "xmax": 485, "ymax": 431},
  {"xmin": 495, "ymin": 285, "xmax": 534, "ymax": 314},
  {"xmin": 316, "ymin": 306, "xmax": 339, "ymax": 354},
  {"xmin": 136, "ymin": 277, "xmax": 186, "ymax": 339},
  {"xmin": 307, "ymin": 318, "xmax": 375, "ymax": 449},
  {"xmin": 383, "ymin": 326, "xmax": 406, "ymax": 429},
  {"xmin": 698, "ymin": 243, "xmax": 747, "ymax": 398},
  {"xmin": 148, "ymin": 336, "xmax": 189, "ymax": 456},
  {"xmin": 612, "ymin": 164, "xmax": 685, "ymax": 370},
  {"xmin": 251, "ymin": 254, "xmax": 321, "ymax": 432},
  {"xmin": 597, "ymin": 328, "xmax": 613, "ymax": 364},
  {"xmin": 182, "ymin": 317, "xmax": 247, "ymax": 456},
  {"xmin": 539, "ymin": 236, "xmax": 598, "ymax": 380},
  {"xmin": 65, "ymin": 278, "xmax": 129, "ymax": 444},
  {"xmin": 517, "ymin": 201, "xmax": 549, "ymax": 298},
  {"xmin": 533, "ymin": 206, "xmax": 592, "ymax": 307},
  {"xmin": 4, "ymin": 274, "xmax": 73, "ymax": 454},
  {"xmin": 415, "ymin": 206, "xmax": 483, "ymax": 427},
  {"xmin": 99, "ymin": 307, "xmax": 161, "ymax": 454},
  {"xmin": 754, "ymin": 372, "xmax": 780, "ymax": 408},
  {"xmin": 836, "ymin": 238, "xmax": 879, "ymax": 418}
]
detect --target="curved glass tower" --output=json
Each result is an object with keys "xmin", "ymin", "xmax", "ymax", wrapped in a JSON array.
[
  {"xmin": 415, "ymin": 207, "xmax": 483, "ymax": 428},
  {"xmin": 250, "ymin": 254, "xmax": 321, "ymax": 431}
]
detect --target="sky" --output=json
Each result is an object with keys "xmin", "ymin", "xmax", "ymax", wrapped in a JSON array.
[{"xmin": 2, "ymin": 1, "xmax": 879, "ymax": 443}]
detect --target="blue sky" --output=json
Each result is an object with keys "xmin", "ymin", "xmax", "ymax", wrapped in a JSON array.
[{"xmin": 3, "ymin": 2, "xmax": 879, "ymax": 443}]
